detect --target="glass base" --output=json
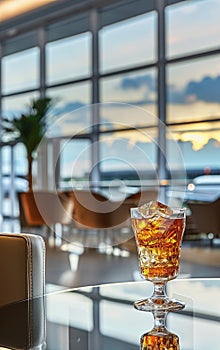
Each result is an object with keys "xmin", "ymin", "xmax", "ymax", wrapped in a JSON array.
[{"xmin": 134, "ymin": 296, "xmax": 185, "ymax": 312}]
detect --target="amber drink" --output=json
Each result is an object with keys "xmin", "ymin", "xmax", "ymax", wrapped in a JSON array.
[
  {"xmin": 131, "ymin": 201, "xmax": 186, "ymax": 312},
  {"xmin": 132, "ymin": 213, "xmax": 185, "ymax": 281}
]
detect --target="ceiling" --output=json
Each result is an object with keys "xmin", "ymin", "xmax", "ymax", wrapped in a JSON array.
[
  {"xmin": 0, "ymin": 0, "xmax": 58, "ymax": 22},
  {"xmin": 0, "ymin": 0, "xmax": 185, "ymax": 43}
]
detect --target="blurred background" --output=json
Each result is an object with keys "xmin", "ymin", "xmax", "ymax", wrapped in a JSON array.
[
  {"xmin": 1, "ymin": 0, "xmax": 220, "ymax": 223},
  {"xmin": 0, "ymin": 0, "xmax": 220, "ymax": 286}
]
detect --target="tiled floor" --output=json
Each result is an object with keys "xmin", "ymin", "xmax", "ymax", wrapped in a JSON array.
[{"xmin": 45, "ymin": 240, "xmax": 220, "ymax": 289}]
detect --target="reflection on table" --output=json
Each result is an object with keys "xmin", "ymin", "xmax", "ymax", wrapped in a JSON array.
[
  {"xmin": 0, "ymin": 296, "xmax": 46, "ymax": 349},
  {"xmin": 45, "ymin": 279, "xmax": 220, "ymax": 349},
  {"xmin": 0, "ymin": 279, "xmax": 219, "ymax": 349},
  {"xmin": 141, "ymin": 325, "xmax": 179, "ymax": 349}
]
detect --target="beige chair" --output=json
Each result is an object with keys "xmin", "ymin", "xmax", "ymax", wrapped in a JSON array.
[
  {"xmin": 18, "ymin": 191, "xmax": 74, "ymax": 244},
  {"xmin": 0, "ymin": 233, "xmax": 46, "ymax": 349},
  {"xmin": 70, "ymin": 190, "xmax": 134, "ymax": 248},
  {"xmin": 71, "ymin": 190, "xmax": 132, "ymax": 228},
  {"xmin": 187, "ymin": 198, "xmax": 220, "ymax": 245}
]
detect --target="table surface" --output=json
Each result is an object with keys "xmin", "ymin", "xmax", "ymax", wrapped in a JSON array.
[{"xmin": 1, "ymin": 278, "xmax": 220, "ymax": 349}]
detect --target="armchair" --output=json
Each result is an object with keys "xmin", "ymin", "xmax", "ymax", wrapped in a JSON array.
[{"xmin": 0, "ymin": 233, "xmax": 45, "ymax": 349}]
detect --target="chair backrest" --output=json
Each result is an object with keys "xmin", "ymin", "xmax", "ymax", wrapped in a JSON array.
[
  {"xmin": 0, "ymin": 233, "xmax": 45, "ymax": 305},
  {"xmin": 18, "ymin": 191, "xmax": 44, "ymax": 226},
  {"xmin": 18, "ymin": 191, "xmax": 74, "ymax": 227},
  {"xmin": 187, "ymin": 199, "xmax": 220, "ymax": 234},
  {"xmin": 71, "ymin": 190, "xmax": 132, "ymax": 229},
  {"xmin": 0, "ymin": 233, "xmax": 45, "ymax": 349},
  {"xmin": 71, "ymin": 190, "xmax": 112, "ymax": 228}
]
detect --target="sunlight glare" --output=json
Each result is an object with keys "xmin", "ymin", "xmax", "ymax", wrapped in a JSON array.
[{"xmin": 0, "ymin": 0, "xmax": 57, "ymax": 22}]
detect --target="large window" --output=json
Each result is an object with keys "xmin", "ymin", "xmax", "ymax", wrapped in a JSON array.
[
  {"xmin": 166, "ymin": 0, "xmax": 220, "ymax": 58},
  {"xmin": 166, "ymin": 0, "xmax": 220, "ymax": 177},
  {"xmin": 167, "ymin": 55, "xmax": 220, "ymax": 123},
  {"xmin": 2, "ymin": 48, "xmax": 40, "ymax": 94},
  {"xmin": 47, "ymin": 82, "xmax": 91, "ymax": 135},
  {"xmin": 1, "ymin": 0, "xmax": 220, "ymax": 221},
  {"xmin": 59, "ymin": 139, "xmax": 91, "ymax": 185},
  {"xmin": 100, "ymin": 128, "xmax": 157, "ymax": 184},
  {"xmin": 100, "ymin": 69, "xmax": 157, "ymax": 126},
  {"xmin": 168, "ymin": 122, "xmax": 220, "ymax": 176},
  {"xmin": 100, "ymin": 12, "xmax": 156, "ymax": 73},
  {"xmin": 46, "ymin": 32, "xmax": 91, "ymax": 84},
  {"xmin": 2, "ymin": 92, "xmax": 39, "ymax": 120}
]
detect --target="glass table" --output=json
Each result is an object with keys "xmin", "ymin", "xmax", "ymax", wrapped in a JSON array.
[{"xmin": 0, "ymin": 278, "xmax": 220, "ymax": 349}]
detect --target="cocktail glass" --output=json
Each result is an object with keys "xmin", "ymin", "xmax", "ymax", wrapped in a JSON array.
[{"xmin": 131, "ymin": 202, "xmax": 186, "ymax": 312}]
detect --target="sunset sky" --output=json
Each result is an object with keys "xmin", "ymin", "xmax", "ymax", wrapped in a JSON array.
[{"xmin": 2, "ymin": 0, "xmax": 220, "ymax": 176}]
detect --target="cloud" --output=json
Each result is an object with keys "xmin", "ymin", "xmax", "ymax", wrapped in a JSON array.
[
  {"xmin": 168, "ymin": 84, "xmax": 185, "ymax": 103},
  {"xmin": 170, "ymin": 75, "xmax": 220, "ymax": 104},
  {"xmin": 120, "ymin": 73, "xmax": 220, "ymax": 104},
  {"xmin": 120, "ymin": 74, "xmax": 155, "ymax": 92},
  {"xmin": 185, "ymin": 76, "xmax": 220, "ymax": 103},
  {"xmin": 53, "ymin": 101, "xmax": 85, "ymax": 116},
  {"xmin": 119, "ymin": 74, "xmax": 156, "ymax": 103}
]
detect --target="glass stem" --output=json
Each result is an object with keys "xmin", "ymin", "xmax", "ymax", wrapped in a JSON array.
[
  {"xmin": 152, "ymin": 281, "xmax": 167, "ymax": 299},
  {"xmin": 153, "ymin": 310, "xmax": 167, "ymax": 330}
]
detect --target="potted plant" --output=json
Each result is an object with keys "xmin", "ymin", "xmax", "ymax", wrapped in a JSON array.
[{"xmin": 2, "ymin": 97, "xmax": 53, "ymax": 192}]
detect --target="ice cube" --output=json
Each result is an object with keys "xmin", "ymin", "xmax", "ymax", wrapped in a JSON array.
[
  {"xmin": 138, "ymin": 201, "xmax": 173, "ymax": 218},
  {"xmin": 138, "ymin": 201, "xmax": 157, "ymax": 218}
]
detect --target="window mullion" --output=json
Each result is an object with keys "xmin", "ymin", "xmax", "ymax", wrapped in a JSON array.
[
  {"xmin": 38, "ymin": 26, "xmax": 46, "ymax": 98},
  {"xmin": 90, "ymin": 8, "xmax": 101, "ymax": 188},
  {"xmin": 156, "ymin": 0, "xmax": 168, "ymax": 202}
]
